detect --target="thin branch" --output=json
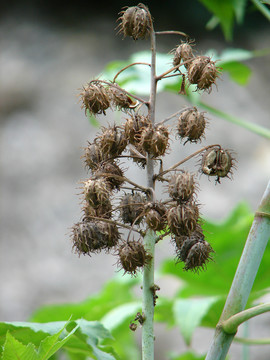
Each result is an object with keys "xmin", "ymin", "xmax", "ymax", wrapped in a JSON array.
[
  {"xmin": 86, "ymin": 215, "xmax": 143, "ymax": 234},
  {"xmin": 158, "ymin": 107, "xmax": 194, "ymax": 126},
  {"xmin": 113, "ymin": 62, "xmax": 151, "ymax": 83},
  {"xmin": 156, "ymin": 59, "xmax": 194, "ymax": 81},
  {"xmin": 251, "ymin": 0, "xmax": 270, "ymax": 20},
  {"xmin": 155, "ymin": 30, "xmax": 189, "ymax": 37},
  {"xmin": 154, "ymin": 144, "xmax": 221, "ymax": 180}
]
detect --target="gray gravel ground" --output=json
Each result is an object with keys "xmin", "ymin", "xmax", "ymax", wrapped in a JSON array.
[{"xmin": 0, "ymin": 14, "xmax": 270, "ymax": 360}]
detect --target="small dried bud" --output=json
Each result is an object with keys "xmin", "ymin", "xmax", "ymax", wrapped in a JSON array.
[
  {"xmin": 125, "ymin": 114, "xmax": 151, "ymax": 145},
  {"xmin": 168, "ymin": 172, "xmax": 196, "ymax": 203},
  {"xmin": 146, "ymin": 203, "xmax": 167, "ymax": 231},
  {"xmin": 110, "ymin": 84, "xmax": 138, "ymax": 110},
  {"xmin": 83, "ymin": 141, "xmax": 107, "ymax": 170},
  {"xmin": 98, "ymin": 125, "xmax": 127, "ymax": 158},
  {"xmin": 129, "ymin": 323, "xmax": 137, "ymax": 331},
  {"xmin": 120, "ymin": 192, "xmax": 146, "ymax": 225},
  {"xmin": 117, "ymin": 241, "xmax": 151, "ymax": 275},
  {"xmin": 95, "ymin": 161, "xmax": 124, "ymax": 190},
  {"xmin": 83, "ymin": 200, "xmax": 112, "ymax": 219},
  {"xmin": 167, "ymin": 201, "xmax": 200, "ymax": 236},
  {"xmin": 79, "ymin": 82, "xmax": 110, "ymax": 116},
  {"xmin": 72, "ymin": 220, "xmax": 120, "ymax": 255},
  {"xmin": 118, "ymin": 4, "xmax": 152, "ymax": 40},
  {"xmin": 177, "ymin": 107, "xmax": 206, "ymax": 143},
  {"xmin": 172, "ymin": 42, "xmax": 194, "ymax": 69},
  {"xmin": 201, "ymin": 147, "xmax": 234, "ymax": 182},
  {"xmin": 188, "ymin": 56, "xmax": 219, "ymax": 92},
  {"xmin": 141, "ymin": 125, "xmax": 170, "ymax": 158},
  {"xmin": 83, "ymin": 178, "xmax": 111, "ymax": 207}
]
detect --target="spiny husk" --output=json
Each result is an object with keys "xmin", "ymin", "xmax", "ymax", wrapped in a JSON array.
[
  {"xmin": 110, "ymin": 84, "xmax": 138, "ymax": 110},
  {"xmin": 95, "ymin": 161, "xmax": 124, "ymax": 190},
  {"xmin": 167, "ymin": 201, "xmax": 200, "ymax": 236},
  {"xmin": 98, "ymin": 124, "xmax": 128, "ymax": 158},
  {"xmin": 117, "ymin": 240, "xmax": 151, "ymax": 275},
  {"xmin": 83, "ymin": 178, "xmax": 111, "ymax": 207},
  {"xmin": 201, "ymin": 147, "xmax": 234, "ymax": 182},
  {"xmin": 177, "ymin": 107, "xmax": 206, "ymax": 143},
  {"xmin": 120, "ymin": 192, "xmax": 146, "ymax": 225},
  {"xmin": 188, "ymin": 56, "xmax": 219, "ymax": 92},
  {"xmin": 168, "ymin": 171, "xmax": 196, "ymax": 203},
  {"xmin": 79, "ymin": 82, "xmax": 110, "ymax": 116},
  {"xmin": 141, "ymin": 124, "xmax": 170, "ymax": 158}
]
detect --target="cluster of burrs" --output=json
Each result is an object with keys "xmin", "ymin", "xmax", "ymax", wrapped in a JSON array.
[{"xmin": 71, "ymin": 3, "xmax": 235, "ymax": 275}]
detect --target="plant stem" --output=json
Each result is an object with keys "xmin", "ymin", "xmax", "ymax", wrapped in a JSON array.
[
  {"xmin": 251, "ymin": 0, "xmax": 270, "ymax": 21},
  {"xmin": 113, "ymin": 62, "xmax": 151, "ymax": 83},
  {"xmin": 142, "ymin": 15, "xmax": 157, "ymax": 360},
  {"xmin": 205, "ymin": 179, "xmax": 270, "ymax": 360}
]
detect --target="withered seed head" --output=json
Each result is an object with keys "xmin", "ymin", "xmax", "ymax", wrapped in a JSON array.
[
  {"xmin": 177, "ymin": 107, "xmax": 206, "ymax": 143},
  {"xmin": 172, "ymin": 42, "xmax": 194, "ymax": 70},
  {"xmin": 118, "ymin": 4, "xmax": 152, "ymax": 40},
  {"xmin": 141, "ymin": 124, "xmax": 170, "ymax": 158},
  {"xmin": 201, "ymin": 147, "xmax": 234, "ymax": 182},
  {"xmin": 168, "ymin": 171, "xmax": 196, "ymax": 203},
  {"xmin": 125, "ymin": 114, "xmax": 151, "ymax": 145},
  {"xmin": 110, "ymin": 84, "xmax": 138, "ymax": 110},
  {"xmin": 95, "ymin": 161, "xmax": 124, "ymax": 190},
  {"xmin": 120, "ymin": 192, "xmax": 146, "ymax": 225},
  {"xmin": 83, "ymin": 141, "xmax": 107, "ymax": 171},
  {"xmin": 83, "ymin": 199, "xmax": 112, "ymax": 219},
  {"xmin": 145, "ymin": 202, "xmax": 167, "ymax": 231},
  {"xmin": 117, "ymin": 241, "xmax": 151, "ymax": 275},
  {"xmin": 83, "ymin": 178, "xmax": 111, "ymax": 207},
  {"xmin": 167, "ymin": 201, "xmax": 200, "ymax": 236},
  {"xmin": 188, "ymin": 56, "xmax": 220, "ymax": 92},
  {"xmin": 98, "ymin": 125, "xmax": 127, "ymax": 158},
  {"xmin": 72, "ymin": 220, "xmax": 120, "ymax": 256},
  {"xmin": 79, "ymin": 82, "xmax": 110, "ymax": 116}
]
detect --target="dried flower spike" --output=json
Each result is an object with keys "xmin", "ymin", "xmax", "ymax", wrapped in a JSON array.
[
  {"xmin": 118, "ymin": 4, "xmax": 152, "ymax": 40},
  {"xmin": 79, "ymin": 82, "xmax": 110, "ymax": 116}
]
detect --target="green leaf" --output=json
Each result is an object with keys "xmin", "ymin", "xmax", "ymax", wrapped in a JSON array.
[
  {"xmin": 199, "ymin": 0, "xmax": 235, "ymax": 40},
  {"xmin": 30, "ymin": 277, "xmax": 138, "ymax": 323},
  {"xmin": 173, "ymin": 297, "xmax": 219, "ymax": 346},
  {"xmin": 220, "ymin": 61, "xmax": 251, "ymax": 85},
  {"xmin": 2, "ymin": 332, "xmax": 37, "ymax": 360},
  {"xmin": 232, "ymin": 0, "xmax": 248, "ymax": 23},
  {"xmin": 169, "ymin": 351, "xmax": 205, "ymax": 360}
]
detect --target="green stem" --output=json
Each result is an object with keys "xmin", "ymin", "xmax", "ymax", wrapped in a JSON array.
[
  {"xmin": 142, "ymin": 13, "xmax": 157, "ymax": 360},
  {"xmin": 205, "ymin": 179, "xmax": 270, "ymax": 360},
  {"xmin": 251, "ymin": 0, "xmax": 270, "ymax": 21},
  {"xmin": 199, "ymin": 101, "xmax": 270, "ymax": 139},
  {"xmin": 222, "ymin": 303, "xmax": 270, "ymax": 334},
  {"xmin": 235, "ymin": 337, "xmax": 270, "ymax": 345}
]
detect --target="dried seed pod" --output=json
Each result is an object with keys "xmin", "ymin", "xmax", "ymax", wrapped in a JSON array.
[
  {"xmin": 110, "ymin": 84, "xmax": 138, "ymax": 110},
  {"xmin": 168, "ymin": 172, "xmax": 196, "ymax": 203},
  {"xmin": 141, "ymin": 124, "xmax": 169, "ymax": 157},
  {"xmin": 83, "ymin": 141, "xmax": 107, "ymax": 170},
  {"xmin": 118, "ymin": 4, "xmax": 152, "ymax": 40},
  {"xmin": 72, "ymin": 220, "xmax": 120, "ymax": 255},
  {"xmin": 125, "ymin": 114, "xmax": 151, "ymax": 145},
  {"xmin": 79, "ymin": 82, "xmax": 110, "ymax": 116},
  {"xmin": 167, "ymin": 201, "xmax": 199, "ymax": 236},
  {"xmin": 117, "ymin": 241, "xmax": 151, "ymax": 275},
  {"xmin": 188, "ymin": 56, "xmax": 219, "ymax": 92},
  {"xmin": 177, "ymin": 107, "xmax": 206, "ymax": 143},
  {"xmin": 83, "ymin": 199, "xmax": 112, "ymax": 219},
  {"xmin": 95, "ymin": 162, "xmax": 124, "ymax": 190},
  {"xmin": 83, "ymin": 178, "xmax": 111, "ymax": 207},
  {"xmin": 146, "ymin": 203, "xmax": 167, "ymax": 231},
  {"xmin": 172, "ymin": 42, "xmax": 194, "ymax": 69},
  {"xmin": 120, "ymin": 192, "xmax": 146, "ymax": 225},
  {"xmin": 201, "ymin": 147, "xmax": 234, "ymax": 182},
  {"xmin": 98, "ymin": 125, "xmax": 128, "ymax": 158}
]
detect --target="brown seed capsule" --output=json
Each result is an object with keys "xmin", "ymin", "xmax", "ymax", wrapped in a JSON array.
[
  {"xmin": 188, "ymin": 56, "xmax": 219, "ymax": 92},
  {"xmin": 167, "ymin": 201, "xmax": 199, "ymax": 236},
  {"xmin": 172, "ymin": 42, "xmax": 194, "ymax": 70},
  {"xmin": 110, "ymin": 84, "xmax": 138, "ymax": 110},
  {"xmin": 79, "ymin": 82, "xmax": 110, "ymax": 116},
  {"xmin": 141, "ymin": 125, "xmax": 170, "ymax": 158},
  {"xmin": 125, "ymin": 114, "xmax": 151, "ymax": 145},
  {"xmin": 146, "ymin": 202, "xmax": 167, "ymax": 231},
  {"xmin": 117, "ymin": 241, "xmax": 151, "ymax": 275},
  {"xmin": 120, "ymin": 192, "xmax": 146, "ymax": 225},
  {"xmin": 98, "ymin": 125, "xmax": 128, "ymax": 158},
  {"xmin": 168, "ymin": 172, "xmax": 196, "ymax": 203},
  {"xmin": 95, "ymin": 162, "xmax": 124, "ymax": 190},
  {"xmin": 177, "ymin": 107, "xmax": 206, "ymax": 143},
  {"xmin": 83, "ymin": 178, "xmax": 111, "ymax": 207},
  {"xmin": 72, "ymin": 220, "xmax": 120, "ymax": 255},
  {"xmin": 201, "ymin": 147, "xmax": 234, "ymax": 182},
  {"xmin": 83, "ymin": 141, "xmax": 107, "ymax": 170},
  {"xmin": 118, "ymin": 4, "xmax": 152, "ymax": 40},
  {"xmin": 83, "ymin": 199, "xmax": 112, "ymax": 219}
]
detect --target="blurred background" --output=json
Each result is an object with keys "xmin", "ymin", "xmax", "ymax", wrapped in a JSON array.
[{"xmin": 0, "ymin": 0, "xmax": 270, "ymax": 359}]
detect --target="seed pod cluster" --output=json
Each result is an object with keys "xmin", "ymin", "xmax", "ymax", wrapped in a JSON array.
[{"xmin": 71, "ymin": 3, "xmax": 235, "ymax": 278}]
